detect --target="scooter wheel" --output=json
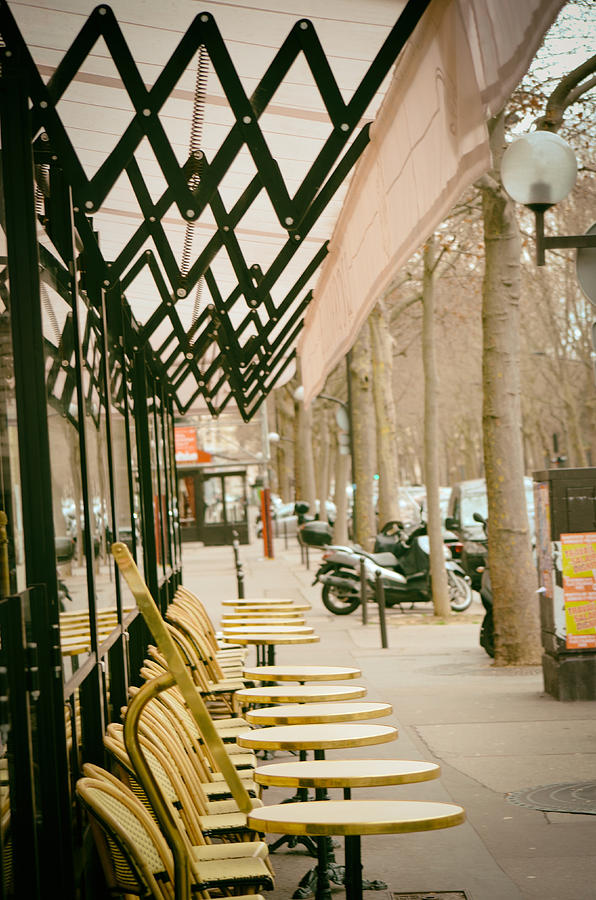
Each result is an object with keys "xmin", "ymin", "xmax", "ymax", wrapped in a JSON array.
[
  {"xmin": 448, "ymin": 571, "xmax": 473, "ymax": 612},
  {"xmin": 321, "ymin": 583, "xmax": 360, "ymax": 615}
]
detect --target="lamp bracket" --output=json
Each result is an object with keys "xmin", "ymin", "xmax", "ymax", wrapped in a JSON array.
[{"xmin": 534, "ymin": 209, "xmax": 596, "ymax": 267}]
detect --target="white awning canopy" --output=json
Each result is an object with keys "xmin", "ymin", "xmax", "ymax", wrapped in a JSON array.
[{"xmin": 298, "ymin": 0, "xmax": 565, "ymax": 403}]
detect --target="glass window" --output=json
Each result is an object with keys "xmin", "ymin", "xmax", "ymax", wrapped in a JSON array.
[
  {"xmin": 224, "ymin": 474, "xmax": 247, "ymax": 524},
  {"xmin": 0, "ymin": 222, "xmax": 26, "ymax": 596}
]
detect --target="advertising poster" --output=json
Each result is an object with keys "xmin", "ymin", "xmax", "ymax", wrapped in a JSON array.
[
  {"xmin": 534, "ymin": 482, "xmax": 552, "ymax": 599},
  {"xmin": 560, "ymin": 532, "xmax": 596, "ymax": 649}
]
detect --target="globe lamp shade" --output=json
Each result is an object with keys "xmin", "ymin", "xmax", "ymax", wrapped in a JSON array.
[{"xmin": 501, "ymin": 131, "xmax": 577, "ymax": 210}]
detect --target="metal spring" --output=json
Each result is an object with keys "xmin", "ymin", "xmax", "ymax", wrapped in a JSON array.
[{"xmin": 180, "ymin": 45, "xmax": 209, "ymax": 280}]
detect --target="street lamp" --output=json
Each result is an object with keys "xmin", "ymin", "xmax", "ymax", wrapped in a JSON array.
[{"xmin": 501, "ymin": 131, "xmax": 596, "ymax": 273}]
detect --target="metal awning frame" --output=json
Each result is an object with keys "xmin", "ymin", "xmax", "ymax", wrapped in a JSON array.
[{"xmin": 0, "ymin": 0, "xmax": 431, "ymax": 420}]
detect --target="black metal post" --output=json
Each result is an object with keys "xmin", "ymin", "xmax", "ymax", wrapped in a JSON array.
[
  {"xmin": 132, "ymin": 349, "xmax": 160, "ymax": 606},
  {"xmin": 534, "ymin": 208, "xmax": 545, "ymax": 267},
  {"xmin": 346, "ymin": 351, "xmax": 356, "ymax": 532},
  {"xmin": 232, "ymin": 530, "xmax": 245, "ymax": 598},
  {"xmin": 1, "ymin": 592, "xmax": 40, "ymax": 899},
  {"xmin": 344, "ymin": 835, "xmax": 363, "ymax": 900},
  {"xmin": 0, "ymin": 50, "xmax": 74, "ymax": 898},
  {"xmin": 360, "ymin": 557, "xmax": 367, "ymax": 624},
  {"xmin": 375, "ymin": 570, "xmax": 388, "ymax": 649}
]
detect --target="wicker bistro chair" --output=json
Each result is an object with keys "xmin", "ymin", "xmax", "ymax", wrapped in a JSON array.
[
  {"xmin": 138, "ymin": 687, "xmax": 257, "ymax": 771},
  {"xmin": 104, "ymin": 724, "xmax": 262, "ymax": 843},
  {"xmin": 77, "ymin": 769, "xmax": 274, "ymax": 899},
  {"xmin": 145, "ymin": 630, "xmax": 246, "ymax": 716},
  {"xmin": 165, "ymin": 611, "xmax": 246, "ymax": 692},
  {"xmin": 172, "ymin": 588, "xmax": 246, "ymax": 663},
  {"xmin": 167, "ymin": 592, "xmax": 248, "ymax": 681},
  {"xmin": 128, "ymin": 683, "xmax": 250, "ymax": 741},
  {"xmin": 105, "ymin": 722, "xmax": 255, "ymax": 805}
]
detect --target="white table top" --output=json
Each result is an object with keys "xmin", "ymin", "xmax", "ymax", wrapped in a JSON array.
[
  {"xmin": 242, "ymin": 665, "xmax": 362, "ymax": 682},
  {"xmin": 236, "ymin": 722, "xmax": 398, "ymax": 751},
  {"xmin": 230, "ymin": 634, "xmax": 320, "ymax": 646},
  {"xmin": 222, "ymin": 624, "xmax": 314, "ymax": 635},
  {"xmin": 234, "ymin": 684, "xmax": 367, "ymax": 704},
  {"xmin": 253, "ymin": 758, "xmax": 440, "ymax": 788},
  {"xmin": 245, "ymin": 701, "xmax": 392, "ymax": 726},
  {"xmin": 247, "ymin": 799, "xmax": 465, "ymax": 836}
]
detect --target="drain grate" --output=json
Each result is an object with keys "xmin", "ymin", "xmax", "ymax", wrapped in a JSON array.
[
  {"xmin": 506, "ymin": 781, "xmax": 596, "ymax": 815},
  {"xmin": 393, "ymin": 894, "xmax": 469, "ymax": 899}
]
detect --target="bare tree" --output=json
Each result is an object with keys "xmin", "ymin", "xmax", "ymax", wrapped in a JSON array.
[
  {"xmin": 350, "ymin": 322, "xmax": 376, "ymax": 551},
  {"xmin": 422, "ymin": 235, "xmax": 451, "ymax": 617},
  {"xmin": 479, "ymin": 111, "xmax": 542, "ymax": 665},
  {"xmin": 332, "ymin": 441, "xmax": 350, "ymax": 546},
  {"xmin": 370, "ymin": 301, "xmax": 400, "ymax": 527}
]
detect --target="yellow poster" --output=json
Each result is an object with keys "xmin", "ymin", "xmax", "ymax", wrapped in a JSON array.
[{"xmin": 561, "ymin": 532, "xmax": 596, "ymax": 650}]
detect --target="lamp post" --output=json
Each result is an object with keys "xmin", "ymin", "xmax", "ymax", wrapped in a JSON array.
[{"xmin": 501, "ymin": 131, "xmax": 596, "ymax": 278}]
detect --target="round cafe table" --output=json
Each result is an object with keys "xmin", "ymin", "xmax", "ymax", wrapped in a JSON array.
[
  {"xmin": 222, "ymin": 598, "xmax": 311, "ymax": 609},
  {"xmin": 234, "ymin": 684, "xmax": 367, "ymax": 707},
  {"xmin": 236, "ymin": 722, "xmax": 397, "ymax": 754},
  {"xmin": 222, "ymin": 624, "xmax": 315, "ymax": 635},
  {"xmin": 245, "ymin": 701, "xmax": 392, "ymax": 727},
  {"xmin": 222, "ymin": 611, "xmax": 306, "ymax": 621},
  {"xmin": 247, "ymin": 800, "xmax": 465, "ymax": 900},
  {"xmin": 222, "ymin": 597, "xmax": 303, "ymax": 604},
  {"xmin": 253, "ymin": 757, "xmax": 440, "ymax": 794},
  {"xmin": 242, "ymin": 664, "xmax": 361, "ymax": 682},
  {"xmin": 228, "ymin": 632, "xmax": 320, "ymax": 666},
  {"xmin": 226, "ymin": 603, "xmax": 312, "ymax": 614}
]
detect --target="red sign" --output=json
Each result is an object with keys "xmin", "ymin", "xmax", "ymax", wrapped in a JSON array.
[{"xmin": 174, "ymin": 427, "xmax": 211, "ymax": 465}]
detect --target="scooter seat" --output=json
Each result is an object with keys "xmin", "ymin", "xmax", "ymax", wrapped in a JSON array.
[{"xmin": 363, "ymin": 551, "xmax": 399, "ymax": 568}]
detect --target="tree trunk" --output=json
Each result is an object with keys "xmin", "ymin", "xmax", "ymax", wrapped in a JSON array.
[
  {"xmin": 480, "ymin": 111, "xmax": 541, "ymax": 666},
  {"xmin": 422, "ymin": 236, "xmax": 451, "ymax": 618},
  {"xmin": 316, "ymin": 411, "xmax": 331, "ymax": 522},
  {"xmin": 274, "ymin": 388, "xmax": 293, "ymax": 501},
  {"xmin": 350, "ymin": 322, "xmax": 376, "ymax": 551},
  {"xmin": 332, "ymin": 443, "xmax": 350, "ymax": 546},
  {"xmin": 370, "ymin": 302, "xmax": 400, "ymax": 528},
  {"xmin": 296, "ymin": 398, "xmax": 317, "ymax": 514}
]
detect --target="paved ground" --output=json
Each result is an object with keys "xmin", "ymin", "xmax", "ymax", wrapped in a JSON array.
[{"xmin": 182, "ymin": 537, "xmax": 596, "ymax": 900}]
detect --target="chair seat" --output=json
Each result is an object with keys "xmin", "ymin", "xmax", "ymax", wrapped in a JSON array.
[
  {"xmin": 193, "ymin": 856, "xmax": 274, "ymax": 892},
  {"xmin": 202, "ymin": 780, "xmax": 257, "ymax": 800},
  {"xmin": 198, "ymin": 811, "xmax": 256, "ymax": 837},
  {"xmin": 192, "ymin": 840, "xmax": 269, "ymax": 861},
  {"xmin": 205, "ymin": 797, "xmax": 244, "ymax": 815}
]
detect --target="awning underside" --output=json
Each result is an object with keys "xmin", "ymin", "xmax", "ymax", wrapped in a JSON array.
[{"xmin": 1, "ymin": 0, "xmax": 430, "ymax": 420}]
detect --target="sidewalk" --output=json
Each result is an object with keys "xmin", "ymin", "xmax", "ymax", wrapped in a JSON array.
[{"xmin": 182, "ymin": 538, "xmax": 596, "ymax": 900}]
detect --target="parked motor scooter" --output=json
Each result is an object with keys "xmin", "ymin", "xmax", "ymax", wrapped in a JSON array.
[
  {"xmin": 314, "ymin": 519, "xmax": 472, "ymax": 616},
  {"xmin": 473, "ymin": 512, "xmax": 494, "ymax": 657}
]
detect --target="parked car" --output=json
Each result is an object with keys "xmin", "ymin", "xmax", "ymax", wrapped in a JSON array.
[
  {"xmin": 256, "ymin": 499, "xmax": 336, "ymax": 538},
  {"xmin": 445, "ymin": 476, "xmax": 535, "ymax": 590}
]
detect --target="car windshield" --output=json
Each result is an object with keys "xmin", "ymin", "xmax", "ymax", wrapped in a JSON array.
[
  {"xmin": 460, "ymin": 479, "xmax": 536, "ymax": 534},
  {"xmin": 460, "ymin": 488, "xmax": 488, "ymax": 525}
]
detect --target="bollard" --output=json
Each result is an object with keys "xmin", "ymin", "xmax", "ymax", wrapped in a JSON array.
[
  {"xmin": 360, "ymin": 557, "xmax": 367, "ymax": 624},
  {"xmin": 305, "ymin": 542, "xmax": 310, "ymax": 570},
  {"xmin": 375, "ymin": 570, "xmax": 388, "ymax": 649},
  {"xmin": 232, "ymin": 531, "xmax": 245, "ymax": 599},
  {"xmin": 283, "ymin": 519, "xmax": 288, "ymax": 550}
]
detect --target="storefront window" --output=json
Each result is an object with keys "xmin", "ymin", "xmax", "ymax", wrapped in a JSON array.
[{"xmin": 0, "ymin": 223, "xmax": 25, "ymax": 596}]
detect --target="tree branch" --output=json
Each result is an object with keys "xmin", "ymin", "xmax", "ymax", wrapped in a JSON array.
[{"xmin": 536, "ymin": 53, "xmax": 596, "ymax": 132}]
